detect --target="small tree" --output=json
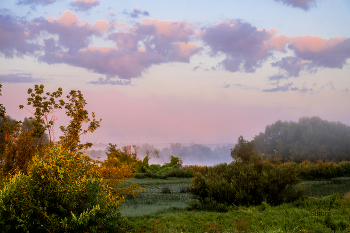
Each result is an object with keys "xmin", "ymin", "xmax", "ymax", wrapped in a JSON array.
[
  {"xmin": 231, "ymin": 135, "xmax": 258, "ymax": 163},
  {"xmin": 19, "ymin": 84, "xmax": 65, "ymax": 144},
  {"xmin": 59, "ymin": 90, "xmax": 101, "ymax": 153}
]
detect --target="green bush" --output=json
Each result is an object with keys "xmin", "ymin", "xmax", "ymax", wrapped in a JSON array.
[
  {"xmin": 0, "ymin": 146, "xmax": 126, "ymax": 232},
  {"xmin": 299, "ymin": 160, "xmax": 350, "ymax": 180},
  {"xmin": 190, "ymin": 136, "xmax": 304, "ymax": 210}
]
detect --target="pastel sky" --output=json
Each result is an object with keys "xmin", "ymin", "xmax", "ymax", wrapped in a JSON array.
[{"xmin": 1, "ymin": 0, "xmax": 350, "ymax": 144}]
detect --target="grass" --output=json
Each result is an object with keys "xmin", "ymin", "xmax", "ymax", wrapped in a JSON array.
[
  {"xmin": 124, "ymin": 196, "xmax": 350, "ymax": 232},
  {"xmin": 120, "ymin": 177, "xmax": 192, "ymax": 187},
  {"xmin": 120, "ymin": 178, "xmax": 192, "ymax": 217},
  {"xmin": 304, "ymin": 183, "xmax": 350, "ymax": 198},
  {"xmin": 118, "ymin": 177, "xmax": 350, "ymax": 232}
]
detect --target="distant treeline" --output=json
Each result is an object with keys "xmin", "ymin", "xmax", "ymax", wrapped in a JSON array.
[
  {"xmin": 253, "ymin": 116, "xmax": 350, "ymax": 162},
  {"xmin": 86, "ymin": 116, "xmax": 350, "ymax": 164},
  {"xmin": 87, "ymin": 143, "xmax": 234, "ymax": 166}
]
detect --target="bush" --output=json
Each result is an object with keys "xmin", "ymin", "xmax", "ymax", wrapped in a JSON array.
[
  {"xmin": 299, "ymin": 160, "xmax": 350, "ymax": 180},
  {"xmin": 0, "ymin": 145, "xmax": 131, "ymax": 232},
  {"xmin": 190, "ymin": 136, "xmax": 304, "ymax": 210}
]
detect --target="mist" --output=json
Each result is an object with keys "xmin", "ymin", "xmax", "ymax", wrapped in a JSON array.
[{"xmin": 86, "ymin": 142, "xmax": 235, "ymax": 166}]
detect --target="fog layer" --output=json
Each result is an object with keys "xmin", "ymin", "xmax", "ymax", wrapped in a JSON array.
[{"xmin": 87, "ymin": 142, "xmax": 235, "ymax": 166}]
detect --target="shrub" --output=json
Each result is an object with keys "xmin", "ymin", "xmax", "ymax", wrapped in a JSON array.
[
  {"xmin": 190, "ymin": 136, "xmax": 303, "ymax": 210},
  {"xmin": 299, "ymin": 160, "xmax": 350, "ymax": 180},
  {"xmin": 0, "ymin": 145, "xmax": 136, "ymax": 232}
]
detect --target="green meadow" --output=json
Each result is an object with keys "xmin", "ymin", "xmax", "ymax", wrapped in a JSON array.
[{"xmin": 120, "ymin": 177, "xmax": 350, "ymax": 233}]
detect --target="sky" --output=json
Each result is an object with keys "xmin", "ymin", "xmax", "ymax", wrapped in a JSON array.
[{"xmin": 0, "ymin": 0, "xmax": 350, "ymax": 145}]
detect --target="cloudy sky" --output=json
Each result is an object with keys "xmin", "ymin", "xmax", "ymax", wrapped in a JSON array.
[{"xmin": 1, "ymin": 0, "xmax": 350, "ymax": 144}]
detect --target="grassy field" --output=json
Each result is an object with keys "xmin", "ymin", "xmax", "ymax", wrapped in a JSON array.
[
  {"xmin": 119, "ymin": 177, "xmax": 350, "ymax": 232},
  {"xmin": 120, "ymin": 177, "xmax": 192, "ymax": 217}
]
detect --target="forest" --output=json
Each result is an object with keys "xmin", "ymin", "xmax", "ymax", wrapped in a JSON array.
[
  {"xmin": 1, "ymin": 84, "xmax": 350, "ymax": 232},
  {"xmin": 253, "ymin": 117, "xmax": 350, "ymax": 162}
]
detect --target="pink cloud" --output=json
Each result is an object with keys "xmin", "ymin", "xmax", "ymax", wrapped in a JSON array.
[
  {"xmin": 201, "ymin": 19, "xmax": 275, "ymax": 72},
  {"xmin": 202, "ymin": 19, "xmax": 350, "ymax": 77},
  {"xmin": 3, "ymin": 10, "xmax": 349, "ymax": 83},
  {"xmin": 171, "ymin": 42, "xmax": 199, "ymax": 62},
  {"xmin": 3, "ymin": 13, "xmax": 199, "ymax": 79},
  {"xmin": 142, "ymin": 19, "xmax": 194, "ymax": 42},
  {"xmin": 268, "ymin": 35, "xmax": 350, "ymax": 76},
  {"xmin": 74, "ymin": 19, "xmax": 199, "ymax": 78},
  {"xmin": 92, "ymin": 20, "xmax": 110, "ymax": 35},
  {"xmin": 0, "ymin": 12, "xmax": 40, "ymax": 58},
  {"xmin": 57, "ymin": 10, "xmax": 78, "ymax": 26},
  {"xmin": 48, "ymin": 41, "xmax": 199, "ymax": 79},
  {"xmin": 269, "ymin": 35, "xmax": 347, "ymax": 53},
  {"xmin": 53, "ymin": 49, "xmax": 161, "ymax": 78},
  {"xmin": 271, "ymin": 57, "xmax": 309, "ymax": 78},
  {"xmin": 28, "ymin": 11, "xmax": 112, "ymax": 52}
]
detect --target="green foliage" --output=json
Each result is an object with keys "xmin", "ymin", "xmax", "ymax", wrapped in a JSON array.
[
  {"xmin": 134, "ymin": 148, "xmax": 159, "ymax": 174},
  {"xmin": 299, "ymin": 160, "xmax": 350, "ymax": 180},
  {"xmin": 254, "ymin": 116, "xmax": 350, "ymax": 162},
  {"xmin": 134, "ymin": 155, "xmax": 191, "ymax": 179},
  {"xmin": 0, "ymin": 84, "xmax": 140, "ymax": 232},
  {"xmin": 0, "ymin": 146, "xmax": 126, "ymax": 232},
  {"xmin": 230, "ymin": 135, "xmax": 257, "ymax": 163},
  {"xmin": 1, "ymin": 85, "xmax": 102, "ymax": 177},
  {"xmin": 0, "ymin": 115, "xmax": 37, "ymax": 176},
  {"xmin": 190, "ymin": 136, "xmax": 303, "ymax": 210},
  {"xmin": 19, "ymin": 84, "xmax": 65, "ymax": 141},
  {"xmin": 0, "ymin": 116, "xmax": 50, "ymax": 176},
  {"xmin": 59, "ymin": 90, "xmax": 102, "ymax": 152},
  {"xmin": 102, "ymin": 144, "xmax": 139, "ymax": 178}
]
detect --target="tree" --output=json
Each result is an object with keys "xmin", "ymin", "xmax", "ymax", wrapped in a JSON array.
[
  {"xmin": 59, "ymin": 90, "xmax": 101, "ymax": 153},
  {"xmin": 19, "ymin": 84, "xmax": 65, "ymax": 144},
  {"xmin": 253, "ymin": 117, "xmax": 350, "ymax": 162},
  {"xmin": 231, "ymin": 136, "xmax": 259, "ymax": 163},
  {"xmin": 1, "ymin": 85, "xmax": 102, "ymax": 176},
  {"xmin": 19, "ymin": 85, "xmax": 102, "ymax": 153}
]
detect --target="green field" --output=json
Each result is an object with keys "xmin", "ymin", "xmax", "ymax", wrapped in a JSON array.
[
  {"xmin": 120, "ymin": 177, "xmax": 192, "ymax": 217},
  {"xmin": 119, "ymin": 177, "xmax": 350, "ymax": 232}
]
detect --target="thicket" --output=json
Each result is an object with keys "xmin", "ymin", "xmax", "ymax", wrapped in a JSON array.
[
  {"xmin": 189, "ymin": 136, "xmax": 304, "ymax": 212},
  {"xmin": 254, "ymin": 116, "xmax": 350, "ymax": 162},
  {"xmin": 299, "ymin": 160, "xmax": 350, "ymax": 180},
  {"xmin": 0, "ymin": 84, "xmax": 140, "ymax": 232},
  {"xmin": 134, "ymin": 154, "xmax": 195, "ymax": 179}
]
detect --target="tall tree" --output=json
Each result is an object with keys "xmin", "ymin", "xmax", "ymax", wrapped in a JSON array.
[{"xmin": 254, "ymin": 116, "xmax": 350, "ymax": 162}]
